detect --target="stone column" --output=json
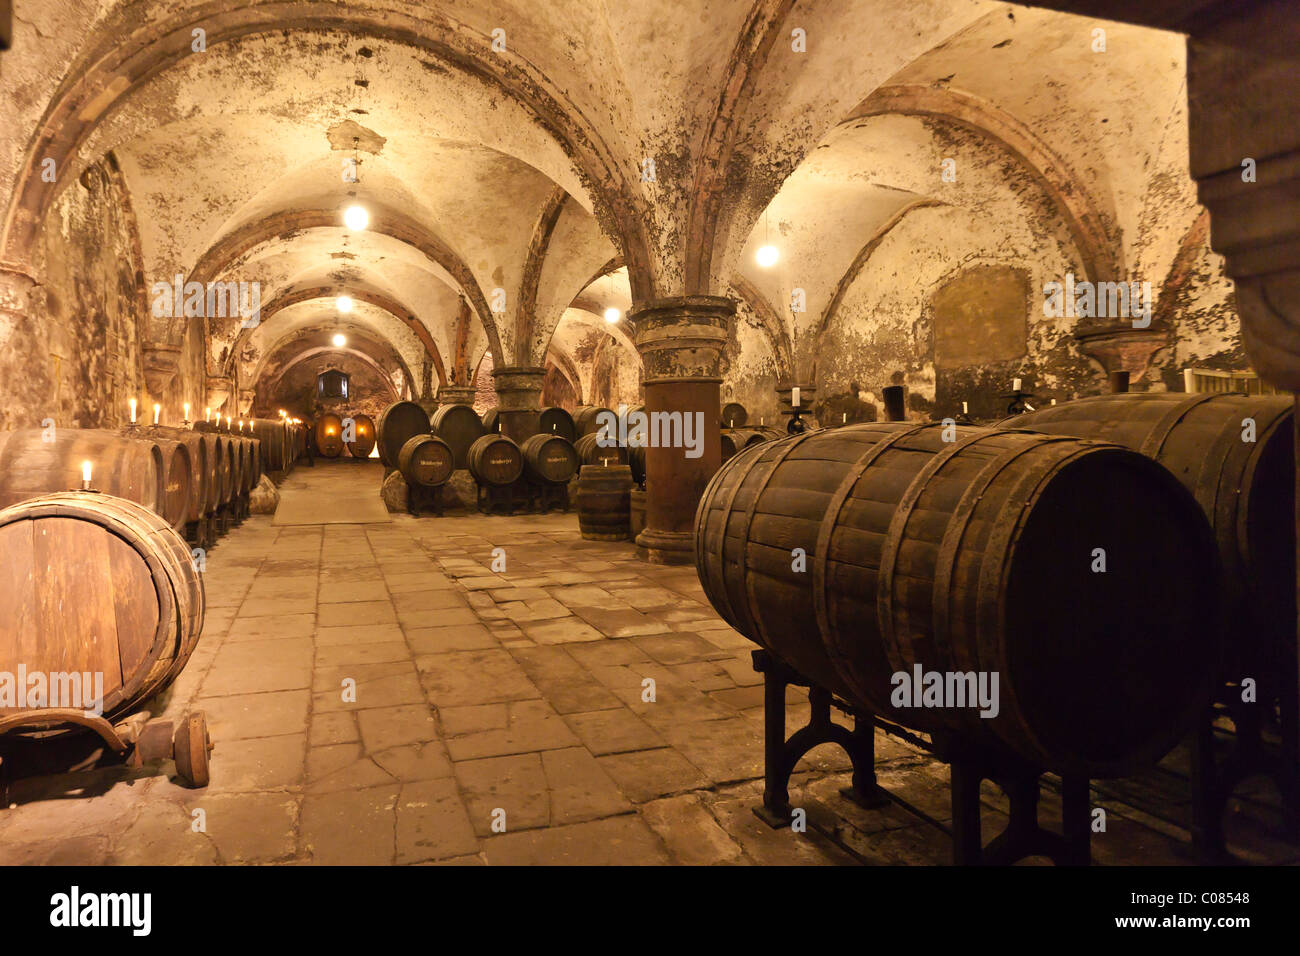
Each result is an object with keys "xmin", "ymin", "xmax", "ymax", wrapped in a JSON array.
[
  {"xmin": 438, "ymin": 385, "xmax": 476, "ymax": 406},
  {"xmin": 0, "ymin": 267, "xmax": 50, "ymax": 430},
  {"xmin": 631, "ymin": 295, "xmax": 731, "ymax": 565},
  {"xmin": 491, "ymin": 365, "xmax": 546, "ymax": 444}
]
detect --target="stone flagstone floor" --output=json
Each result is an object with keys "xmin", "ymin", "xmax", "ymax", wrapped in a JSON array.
[{"xmin": 0, "ymin": 460, "xmax": 1293, "ymax": 866}]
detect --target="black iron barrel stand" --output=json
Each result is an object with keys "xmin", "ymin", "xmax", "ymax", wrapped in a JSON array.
[{"xmin": 750, "ymin": 649, "xmax": 1092, "ymax": 866}]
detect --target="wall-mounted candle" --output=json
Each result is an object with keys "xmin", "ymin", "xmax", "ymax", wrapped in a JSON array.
[
  {"xmin": 962, "ymin": 401, "xmax": 968, "ymax": 414},
  {"xmin": 81, "ymin": 460, "xmax": 92, "ymax": 489},
  {"xmin": 183, "ymin": 403, "xmax": 191, "ymax": 421},
  {"xmin": 791, "ymin": 386, "xmax": 800, "ymax": 407},
  {"xmin": 1012, "ymin": 378, "xmax": 1022, "ymax": 391},
  {"xmin": 153, "ymin": 403, "xmax": 161, "ymax": 425},
  {"xmin": 129, "ymin": 398, "xmax": 137, "ymax": 423}
]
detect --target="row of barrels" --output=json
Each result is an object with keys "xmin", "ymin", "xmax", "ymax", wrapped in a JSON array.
[
  {"xmin": 693, "ymin": 391, "xmax": 1294, "ymax": 779},
  {"xmin": 0, "ymin": 425, "xmax": 263, "ymax": 538},
  {"xmin": 398, "ymin": 431, "xmax": 581, "ymax": 490}
]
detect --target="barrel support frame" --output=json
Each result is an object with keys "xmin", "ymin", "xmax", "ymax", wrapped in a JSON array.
[{"xmin": 750, "ymin": 650, "xmax": 1093, "ymax": 866}]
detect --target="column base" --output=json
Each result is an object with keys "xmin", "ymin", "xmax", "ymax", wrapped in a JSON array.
[{"xmin": 634, "ymin": 528, "xmax": 696, "ymax": 566}]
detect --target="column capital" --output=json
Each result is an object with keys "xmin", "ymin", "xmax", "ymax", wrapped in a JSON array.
[
  {"xmin": 1074, "ymin": 327, "xmax": 1171, "ymax": 382},
  {"xmin": 142, "ymin": 341, "xmax": 183, "ymax": 399},
  {"xmin": 437, "ymin": 385, "xmax": 477, "ymax": 406},
  {"xmin": 630, "ymin": 295, "xmax": 733, "ymax": 380}
]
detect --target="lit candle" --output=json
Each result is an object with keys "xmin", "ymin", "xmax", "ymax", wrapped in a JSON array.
[
  {"xmin": 205, "ymin": 407, "xmax": 212, "ymax": 422},
  {"xmin": 225, "ymin": 416, "xmax": 231, "ymax": 428},
  {"xmin": 842, "ymin": 413, "xmax": 847, "ymax": 424},
  {"xmin": 1051, "ymin": 398, "xmax": 1057, "ymax": 406},
  {"xmin": 184, "ymin": 403, "xmax": 191, "ymax": 421},
  {"xmin": 791, "ymin": 386, "xmax": 800, "ymax": 408},
  {"xmin": 153, "ymin": 403, "xmax": 161, "ymax": 425},
  {"xmin": 81, "ymin": 460, "xmax": 92, "ymax": 489},
  {"xmin": 1012, "ymin": 378, "xmax": 1022, "ymax": 391},
  {"xmin": 129, "ymin": 398, "xmax": 137, "ymax": 423},
  {"xmin": 962, "ymin": 401, "xmax": 968, "ymax": 414}
]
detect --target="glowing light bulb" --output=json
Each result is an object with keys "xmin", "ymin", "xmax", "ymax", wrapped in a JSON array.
[
  {"xmin": 604, "ymin": 307, "xmax": 620, "ymax": 324},
  {"xmin": 756, "ymin": 245, "xmax": 779, "ymax": 268},
  {"xmin": 343, "ymin": 205, "xmax": 369, "ymax": 231},
  {"xmin": 332, "ymin": 333, "xmax": 347, "ymax": 347},
  {"xmin": 337, "ymin": 295, "xmax": 354, "ymax": 313}
]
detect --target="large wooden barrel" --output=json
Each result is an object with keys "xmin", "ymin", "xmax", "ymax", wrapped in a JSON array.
[
  {"xmin": 521, "ymin": 434, "xmax": 579, "ymax": 485},
  {"xmin": 397, "ymin": 435, "xmax": 455, "ymax": 488},
  {"xmin": 248, "ymin": 419, "xmax": 288, "ymax": 472},
  {"xmin": 377, "ymin": 401, "xmax": 430, "ymax": 467},
  {"xmin": 577, "ymin": 464, "xmax": 633, "ymax": 540},
  {"xmin": 467, "ymin": 434, "xmax": 524, "ymax": 486},
  {"xmin": 722, "ymin": 402, "xmax": 748, "ymax": 428},
  {"xmin": 315, "ymin": 414, "xmax": 345, "ymax": 458},
  {"xmin": 136, "ymin": 426, "xmax": 207, "ymax": 524},
  {"xmin": 481, "ymin": 408, "xmax": 501, "ymax": 433},
  {"xmin": 0, "ymin": 492, "xmax": 205, "ymax": 723},
  {"xmin": 124, "ymin": 433, "xmax": 192, "ymax": 531},
  {"xmin": 1009, "ymin": 393, "xmax": 1295, "ymax": 674},
  {"xmin": 346, "ymin": 414, "xmax": 377, "ymax": 458},
  {"xmin": 431, "ymin": 404, "xmax": 487, "ymax": 470},
  {"xmin": 574, "ymin": 431, "xmax": 628, "ymax": 467},
  {"xmin": 539, "ymin": 406, "xmax": 577, "ymax": 442},
  {"xmin": 573, "ymin": 405, "xmax": 613, "ymax": 438},
  {"xmin": 0, "ymin": 429, "xmax": 164, "ymax": 516},
  {"xmin": 695, "ymin": 422, "xmax": 1217, "ymax": 778},
  {"xmin": 227, "ymin": 434, "xmax": 247, "ymax": 494}
]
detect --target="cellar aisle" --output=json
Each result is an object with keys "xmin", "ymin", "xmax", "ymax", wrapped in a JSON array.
[{"xmin": 0, "ymin": 466, "xmax": 1274, "ymax": 866}]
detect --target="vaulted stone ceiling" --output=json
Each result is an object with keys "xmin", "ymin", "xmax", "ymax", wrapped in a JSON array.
[{"xmin": 1, "ymin": 0, "xmax": 1218, "ymax": 418}]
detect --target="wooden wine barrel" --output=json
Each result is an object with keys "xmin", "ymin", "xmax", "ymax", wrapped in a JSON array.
[
  {"xmin": 1008, "ymin": 393, "xmax": 1295, "ymax": 674},
  {"xmin": 467, "ymin": 434, "xmax": 524, "ymax": 486},
  {"xmin": 0, "ymin": 429, "xmax": 164, "ymax": 516},
  {"xmin": 573, "ymin": 405, "xmax": 613, "ymax": 438},
  {"xmin": 247, "ymin": 436, "xmax": 263, "ymax": 487},
  {"xmin": 227, "ymin": 434, "xmax": 247, "ymax": 494},
  {"xmin": 0, "ymin": 492, "xmax": 205, "ymax": 723},
  {"xmin": 377, "ymin": 401, "xmax": 430, "ymax": 467},
  {"xmin": 235, "ymin": 436, "xmax": 257, "ymax": 492},
  {"xmin": 722, "ymin": 402, "xmax": 748, "ymax": 428},
  {"xmin": 574, "ymin": 431, "xmax": 629, "ymax": 467},
  {"xmin": 397, "ymin": 435, "xmax": 455, "ymax": 488},
  {"xmin": 431, "ymin": 404, "xmax": 487, "ymax": 470},
  {"xmin": 630, "ymin": 487, "xmax": 647, "ymax": 538},
  {"xmin": 539, "ymin": 406, "xmax": 577, "ymax": 442},
  {"xmin": 248, "ymin": 419, "xmax": 288, "ymax": 472},
  {"xmin": 481, "ymin": 408, "xmax": 501, "ymax": 434},
  {"xmin": 136, "ymin": 426, "xmax": 208, "ymax": 523},
  {"xmin": 315, "ymin": 414, "xmax": 345, "ymax": 458},
  {"xmin": 695, "ymin": 422, "xmax": 1217, "ymax": 778},
  {"xmin": 521, "ymin": 434, "xmax": 579, "ymax": 485},
  {"xmin": 577, "ymin": 464, "xmax": 633, "ymax": 541},
  {"xmin": 123, "ymin": 433, "xmax": 192, "ymax": 531},
  {"xmin": 346, "ymin": 414, "xmax": 377, "ymax": 458},
  {"xmin": 213, "ymin": 433, "xmax": 234, "ymax": 505}
]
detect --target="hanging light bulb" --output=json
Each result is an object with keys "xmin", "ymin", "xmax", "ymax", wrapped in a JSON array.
[
  {"xmin": 337, "ymin": 295, "xmax": 354, "ymax": 313},
  {"xmin": 756, "ymin": 245, "xmax": 779, "ymax": 268},
  {"xmin": 604, "ymin": 307, "xmax": 620, "ymax": 324},
  {"xmin": 332, "ymin": 333, "xmax": 347, "ymax": 347},
  {"xmin": 343, "ymin": 205, "xmax": 369, "ymax": 231}
]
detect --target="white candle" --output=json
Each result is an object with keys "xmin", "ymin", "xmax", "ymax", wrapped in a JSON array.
[
  {"xmin": 791, "ymin": 386, "xmax": 800, "ymax": 407},
  {"xmin": 842, "ymin": 413, "xmax": 847, "ymax": 423},
  {"xmin": 226, "ymin": 416, "xmax": 232, "ymax": 428},
  {"xmin": 1051, "ymin": 398, "xmax": 1057, "ymax": 405},
  {"xmin": 962, "ymin": 401, "xmax": 968, "ymax": 414},
  {"xmin": 183, "ymin": 403, "xmax": 190, "ymax": 421},
  {"xmin": 205, "ymin": 407, "xmax": 212, "ymax": 422},
  {"xmin": 81, "ymin": 460, "xmax": 92, "ymax": 485},
  {"xmin": 129, "ymin": 398, "xmax": 137, "ymax": 423},
  {"xmin": 1012, "ymin": 378, "xmax": 1022, "ymax": 391},
  {"xmin": 153, "ymin": 403, "xmax": 161, "ymax": 425}
]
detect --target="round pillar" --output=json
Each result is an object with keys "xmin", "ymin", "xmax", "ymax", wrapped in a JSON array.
[
  {"xmin": 631, "ymin": 295, "xmax": 732, "ymax": 565},
  {"xmin": 491, "ymin": 365, "xmax": 546, "ymax": 443}
]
